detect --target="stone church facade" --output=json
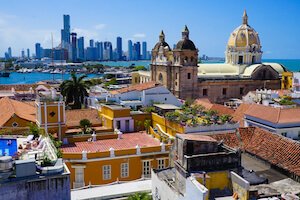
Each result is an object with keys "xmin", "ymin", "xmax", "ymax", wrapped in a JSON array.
[{"xmin": 150, "ymin": 11, "xmax": 286, "ymax": 103}]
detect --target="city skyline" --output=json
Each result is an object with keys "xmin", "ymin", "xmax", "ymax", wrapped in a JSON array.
[{"xmin": 0, "ymin": 0, "xmax": 300, "ymax": 58}]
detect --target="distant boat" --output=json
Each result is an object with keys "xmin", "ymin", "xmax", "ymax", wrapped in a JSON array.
[{"xmin": 0, "ymin": 72, "xmax": 10, "ymax": 77}]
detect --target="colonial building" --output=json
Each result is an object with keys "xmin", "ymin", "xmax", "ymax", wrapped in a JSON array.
[{"xmin": 149, "ymin": 10, "xmax": 287, "ymax": 103}]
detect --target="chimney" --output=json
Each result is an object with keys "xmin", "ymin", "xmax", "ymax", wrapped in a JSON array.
[
  {"xmin": 92, "ymin": 131, "xmax": 96, "ymax": 142},
  {"xmin": 117, "ymin": 130, "xmax": 123, "ymax": 139}
]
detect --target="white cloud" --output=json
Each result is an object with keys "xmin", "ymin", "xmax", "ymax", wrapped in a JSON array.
[
  {"xmin": 73, "ymin": 28, "xmax": 100, "ymax": 41},
  {"xmin": 133, "ymin": 33, "xmax": 146, "ymax": 38},
  {"xmin": 94, "ymin": 23, "xmax": 106, "ymax": 30}
]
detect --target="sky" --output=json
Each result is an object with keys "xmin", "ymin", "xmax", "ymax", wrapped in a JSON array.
[{"xmin": 0, "ymin": 0, "xmax": 299, "ymax": 59}]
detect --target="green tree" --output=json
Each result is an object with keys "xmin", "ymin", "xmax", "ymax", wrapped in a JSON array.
[
  {"xmin": 136, "ymin": 121, "xmax": 143, "ymax": 131},
  {"xmin": 127, "ymin": 192, "xmax": 151, "ymax": 200},
  {"xmin": 104, "ymin": 78, "xmax": 117, "ymax": 87},
  {"xmin": 80, "ymin": 119, "xmax": 92, "ymax": 134},
  {"xmin": 60, "ymin": 73, "xmax": 90, "ymax": 109},
  {"xmin": 28, "ymin": 122, "xmax": 41, "ymax": 138},
  {"xmin": 132, "ymin": 66, "xmax": 147, "ymax": 71},
  {"xmin": 144, "ymin": 119, "xmax": 151, "ymax": 134}
]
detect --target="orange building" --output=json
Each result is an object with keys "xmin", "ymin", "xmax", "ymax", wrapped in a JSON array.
[
  {"xmin": 61, "ymin": 131, "xmax": 171, "ymax": 188},
  {"xmin": 0, "ymin": 97, "xmax": 36, "ymax": 133}
]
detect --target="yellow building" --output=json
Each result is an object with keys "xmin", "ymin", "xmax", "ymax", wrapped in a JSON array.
[
  {"xmin": 99, "ymin": 104, "xmax": 151, "ymax": 132},
  {"xmin": 281, "ymin": 71, "xmax": 293, "ymax": 89},
  {"xmin": 35, "ymin": 94, "xmax": 66, "ymax": 140},
  {"xmin": 131, "ymin": 71, "xmax": 151, "ymax": 85},
  {"xmin": 151, "ymin": 134, "xmax": 241, "ymax": 200},
  {"xmin": 61, "ymin": 131, "xmax": 171, "ymax": 188},
  {"xmin": 0, "ymin": 97, "xmax": 36, "ymax": 134}
]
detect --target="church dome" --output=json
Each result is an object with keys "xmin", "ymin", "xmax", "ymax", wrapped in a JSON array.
[
  {"xmin": 153, "ymin": 30, "xmax": 171, "ymax": 51},
  {"xmin": 227, "ymin": 10, "xmax": 261, "ymax": 48},
  {"xmin": 175, "ymin": 25, "xmax": 197, "ymax": 51},
  {"xmin": 176, "ymin": 39, "xmax": 196, "ymax": 50}
]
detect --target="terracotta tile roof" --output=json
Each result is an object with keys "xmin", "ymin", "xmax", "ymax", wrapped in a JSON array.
[
  {"xmin": 194, "ymin": 99, "xmax": 234, "ymax": 116},
  {"xmin": 61, "ymin": 132, "xmax": 161, "ymax": 153},
  {"xmin": 210, "ymin": 127, "xmax": 300, "ymax": 177},
  {"xmin": 110, "ymin": 81, "xmax": 160, "ymax": 95},
  {"xmin": 232, "ymin": 103, "xmax": 252, "ymax": 127},
  {"xmin": 0, "ymin": 97, "xmax": 36, "ymax": 126},
  {"xmin": 244, "ymin": 104, "xmax": 300, "ymax": 124},
  {"xmin": 66, "ymin": 109, "xmax": 102, "ymax": 127}
]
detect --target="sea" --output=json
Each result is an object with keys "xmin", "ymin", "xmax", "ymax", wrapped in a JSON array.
[{"xmin": 0, "ymin": 59, "xmax": 299, "ymax": 85}]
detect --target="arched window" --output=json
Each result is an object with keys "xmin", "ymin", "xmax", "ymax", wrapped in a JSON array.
[
  {"xmin": 191, "ymin": 57, "xmax": 194, "ymax": 62},
  {"xmin": 158, "ymin": 73, "xmax": 163, "ymax": 82}
]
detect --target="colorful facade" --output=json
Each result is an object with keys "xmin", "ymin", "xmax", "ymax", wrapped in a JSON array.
[
  {"xmin": 281, "ymin": 71, "xmax": 293, "ymax": 89},
  {"xmin": 99, "ymin": 104, "xmax": 151, "ymax": 132},
  {"xmin": 62, "ymin": 132, "xmax": 171, "ymax": 188}
]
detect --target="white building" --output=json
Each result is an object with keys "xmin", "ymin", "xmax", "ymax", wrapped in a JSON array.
[
  {"xmin": 244, "ymin": 104, "xmax": 300, "ymax": 140},
  {"xmin": 87, "ymin": 82, "xmax": 182, "ymax": 110}
]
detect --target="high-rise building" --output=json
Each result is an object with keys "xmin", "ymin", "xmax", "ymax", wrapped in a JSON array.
[
  {"xmin": 21, "ymin": 49, "xmax": 25, "ymax": 58},
  {"xmin": 61, "ymin": 15, "xmax": 71, "ymax": 48},
  {"xmin": 128, "ymin": 40, "xmax": 133, "ymax": 61},
  {"xmin": 142, "ymin": 41, "xmax": 147, "ymax": 60},
  {"xmin": 35, "ymin": 43, "xmax": 42, "ymax": 60},
  {"xmin": 71, "ymin": 32, "xmax": 77, "ymax": 62},
  {"xmin": 95, "ymin": 41, "xmax": 103, "ymax": 61},
  {"xmin": 116, "ymin": 37, "xmax": 122, "ymax": 60},
  {"xmin": 89, "ymin": 39, "xmax": 94, "ymax": 48},
  {"xmin": 27, "ymin": 48, "xmax": 30, "ymax": 58},
  {"xmin": 42, "ymin": 49, "xmax": 52, "ymax": 58},
  {"xmin": 86, "ymin": 47, "xmax": 97, "ymax": 61},
  {"xmin": 133, "ymin": 42, "xmax": 141, "ymax": 60},
  {"xmin": 103, "ymin": 41, "xmax": 113, "ymax": 60},
  {"xmin": 8, "ymin": 47, "xmax": 12, "ymax": 58},
  {"xmin": 77, "ymin": 37, "xmax": 85, "ymax": 61}
]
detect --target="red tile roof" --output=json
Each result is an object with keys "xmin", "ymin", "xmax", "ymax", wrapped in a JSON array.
[
  {"xmin": 232, "ymin": 103, "xmax": 252, "ymax": 127},
  {"xmin": 210, "ymin": 127, "xmax": 300, "ymax": 177},
  {"xmin": 110, "ymin": 81, "xmax": 160, "ymax": 95},
  {"xmin": 0, "ymin": 97, "xmax": 36, "ymax": 126},
  {"xmin": 66, "ymin": 109, "xmax": 102, "ymax": 127},
  {"xmin": 244, "ymin": 104, "xmax": 300, "ymax": 124},
  {"xmin": 61, "ymin": 132, "xmax": 161, "ymax": 153},
  {"xmin": 194, "ymin": 99, "xmax": 234, "ymax": 116}
]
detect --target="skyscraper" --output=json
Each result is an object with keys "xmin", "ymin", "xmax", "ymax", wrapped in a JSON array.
[
  {"xmin": 133, "ymin": 42, "xmax": 141, "ymax": 60},
  {"xmin": 142, "ymin": 41, "xmax": 147, "ymax": 60},
  {"xmin": 95, "ymin": 41, "xmax": 103, "ymax": 61},
  {"xmin": 21, "ymin": 49, "xmax": 25, "ymax": 58},
  {"xmin": 103, "ymin": 41, "xmax": 113, "ymax": 60},
  {"xmin": 128, "ymin": 40, "xmax": 133, "ymax": 61},
  {"xmin": 89, "ymin": 39, "xmax": 94, "ymax": 48},
  {"xmin": 61, "ymin": 15, "xmax": 71, "ymax": 48},
  {"xmin": 27, "ymin": 48, "xmax": 30, "ymax": 58},
  {"xmin": 116, "ymin": 37, "xmax": 122, "ymax": 60},
  {"xmin": 35, "ymin": 43, "xmax": 41, "ymax": 60},
  {"xmin": 71, "ymin": 32, "xmax": 77, "ymax": 62},
  {"xmin": 77, "ymin": 37, "xmax": 85, "ymax": 61},
  {"xmin": 8, "ymin": 47, "xmax": 12, "ymax": 58}
]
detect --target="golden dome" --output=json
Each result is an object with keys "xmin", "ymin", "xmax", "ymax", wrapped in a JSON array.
[{"xmin": 227, "ymin": 10, "xmax": 260, "ymax": 48}]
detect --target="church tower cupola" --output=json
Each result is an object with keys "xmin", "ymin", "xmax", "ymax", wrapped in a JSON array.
[
  {"xmin": 182, "ymin": 25, "xmax": 189, "ymax": 40},
  {"xmin": 242, "ymin": 10, "xmax": 248, "ymax": 25},
  {"xmin": 226, "ymin": 10, "xmax": 262, "ymax": 65}
]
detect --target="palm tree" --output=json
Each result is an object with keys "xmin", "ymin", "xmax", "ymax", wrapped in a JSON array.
[
  {"xmin": 60, "ymin": 73, "xmax": 90, "ymax": 109},
  {"xmin": 127, "ymin": 192, "xmax": 151, "ymax": 200}
]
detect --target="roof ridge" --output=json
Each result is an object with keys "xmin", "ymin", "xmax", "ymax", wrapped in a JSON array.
[{"xmin": 276, "ymin": 107, "xmax": 282, "ymax": 123}]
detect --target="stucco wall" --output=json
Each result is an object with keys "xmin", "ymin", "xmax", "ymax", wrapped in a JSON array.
[{"xmin": 0, "ymin": 174, "xmax": 70, "ymax": 200}]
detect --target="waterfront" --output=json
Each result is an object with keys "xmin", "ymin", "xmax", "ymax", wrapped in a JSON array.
[
  {"xmin": 0, "ymin": 59, "xmax": 300, "ymax": 85},
  {"xmin": 0, "ymin": 72, "xmax": 101, "ymax": 85}
]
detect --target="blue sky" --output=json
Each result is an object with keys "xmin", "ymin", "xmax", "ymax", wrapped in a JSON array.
[{"xmin": 0, "ymin": 0, "xmax": 299, "ymax": 59}]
